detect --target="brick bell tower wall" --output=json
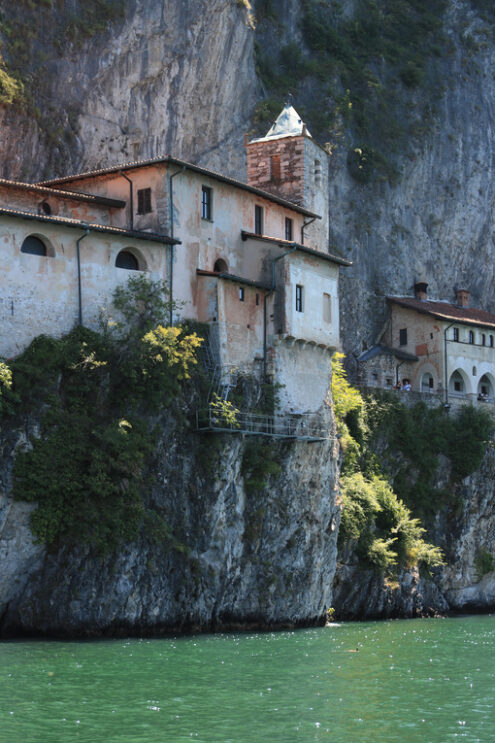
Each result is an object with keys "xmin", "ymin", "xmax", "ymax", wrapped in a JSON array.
[
  {"xmin": 246, "ymin": 135, "xmax": 306, "ymax": 208},
  {"xmin": 246, "ymin": 135, "xmax": 330, "ymax": 251}
]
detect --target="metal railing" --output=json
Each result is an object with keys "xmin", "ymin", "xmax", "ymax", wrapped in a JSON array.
[{"xmin": 196, "ymin": 408, "xmax": 330, "ymax": 441}]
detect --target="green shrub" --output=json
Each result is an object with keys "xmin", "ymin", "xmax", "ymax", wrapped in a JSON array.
[
  {"xmin": 241, "ymin": 439, "xmax": 282, "ymax": 493},
  {"xmin": 12, "ymin": 277, "xmax": 203, "ymax": 553},
  {"xmin": 340, "ymin": 473, "xmax": 444, "ymax": 574},
  {"xmin": 474, "ymin": 547, "xmax": 494, "ymax": 580}
]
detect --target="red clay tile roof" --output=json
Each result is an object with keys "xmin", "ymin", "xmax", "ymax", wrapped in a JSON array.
[
  {"xmin": 388, "ymin": 296, "xmax": 495, "ymax": 329},
  {"xmin": 37, "ymin": 156, "xmax": 319, "ymax": 218},
  {"xmin": 0, "ymin": 206, "xmax": 178, "ymax": 244},
  {"xmin": 241, "ymin": 230, "xmax": 352, "ymax": 266},
  {"xmin": 0, "ymin": 177, "xmax": 125, "ymax": 208}
]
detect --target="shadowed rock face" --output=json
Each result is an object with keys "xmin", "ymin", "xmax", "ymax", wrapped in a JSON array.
[{"xmin": 0, "ymin": 409, "xmax": 340, "ymax": 637}]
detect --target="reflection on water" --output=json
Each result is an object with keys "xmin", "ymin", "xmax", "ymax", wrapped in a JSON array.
[{"xmin": 0, "ymin": 615, "xmax": 494, "ymax": 743}]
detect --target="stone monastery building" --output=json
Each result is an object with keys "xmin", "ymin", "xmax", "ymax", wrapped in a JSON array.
[
  {"xmin": 359, "ymin": 282, "xmax": 495, "ymax": 405},
  {"xmin": 1, "ymin": 105, "xmax": 350, "ymax": 414}
]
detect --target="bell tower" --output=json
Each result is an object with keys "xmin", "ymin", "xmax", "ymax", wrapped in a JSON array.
[{"xmin": 245, "ymin": 104, "xmax": 329, "ymax": 250}]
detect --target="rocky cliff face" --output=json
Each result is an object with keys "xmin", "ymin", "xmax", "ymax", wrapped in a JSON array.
[
  {"xmin": 0, "ymin": 410, "xmax": 340, "ymax": 637},
  {"xmin": 332, "ymin": 443, "xmax": 495, "ymax": 620},
  {"xmin": 0, "ymin": 0, "xmax": 257, "ymax": 181}
]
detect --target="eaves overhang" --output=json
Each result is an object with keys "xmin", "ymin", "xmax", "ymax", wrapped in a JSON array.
[
  {"xmin": 0, "ymin": 207, "xmax": 179, "ymax": 244},
  {"xmin": 241, "ymin": 230, "xmax": 352, "ymax": 267}
]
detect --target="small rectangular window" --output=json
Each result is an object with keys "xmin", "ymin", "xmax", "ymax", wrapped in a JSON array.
[
  {"xmin": 202, "ymin": 186, "xmax": 212, "ymax": 220},
  {"xmin": 323, "ymin": 293, "xmax": 332, "ymax": 323},
  {"xmin": 399, "ymin": 328, "xmax": 407, "ymax": 346},
  {"xmin": 490, "ymin": 335, "xmax": 494, "ymax": 348},
  {"xmin": 271, "ymin": 155, "xmax": 281, "ymax": 181},
  {"xmin": 482, "ymin": 334, "xmax": 486, "ymax": 346},
  {"xmin": 453, "ymin": 327, "xmax": 459, "ymax": 341},
  {"xmin": 255, "ymin": 293, "xmax": 260, "ymax": 306},
  {"xmin": 296, "ymin": 284, "xmax": 303, "ymax": 313},
  {"xmin": 469, "ymin": 330, "xmax": 474, "ymax": 344},
  {"xmin": 239, "ymin": 287, "xmax": 245, "ymax": 302},
  {"xmin": 137, "ymin": 187, "xmax": 152, "ymax": 215},
  {"xmin": 285, "ymin": 217, "xmax": 293, "ymax": 242},
  {"xmin": 254, "ymin": 205, "xmax": 263, "ymax": 235}
]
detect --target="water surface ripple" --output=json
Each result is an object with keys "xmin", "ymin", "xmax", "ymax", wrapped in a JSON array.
[{"xmin": 1, "ymin": 615, "xmax": 494, "ymax": 742}]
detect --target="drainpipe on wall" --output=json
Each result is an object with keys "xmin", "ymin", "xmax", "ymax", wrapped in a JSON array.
[
  {"xmin": 301, "ymin": 216, "xmax": 316, "ymax": 246},
  {"xmin": 119, "ymin": 171, "xmax": 134, "ymax": 231},
  {"xmin": 443, "ymin": 322, "xmax": 455, "ymax": 407},
  {"xmin": 168, "ymin": 166, "xmax": 186, "ymax": 326},
  {"xmin": 76, "ymin": 227, "xmax": 90, "ymax": 326},
  {"xmin": 263, "ymin": 245, "xmax": 297, "ymax": 380}
]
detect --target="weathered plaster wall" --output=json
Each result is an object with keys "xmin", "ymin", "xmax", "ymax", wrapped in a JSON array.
[
  {"xmin": 284, "ymin": 253, "xmax": 340, "ymax": 348},
  {"xmin": 0, "ymin": 216, "xmax": 168, "ymax": 358}
]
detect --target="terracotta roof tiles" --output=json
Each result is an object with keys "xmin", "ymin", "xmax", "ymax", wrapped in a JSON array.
[{"xmin": 388, "ymin": 296, "xmax": 495, "ymax": 329}]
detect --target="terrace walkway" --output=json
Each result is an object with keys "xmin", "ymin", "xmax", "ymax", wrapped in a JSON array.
[{"xmin": 195, "ymin": 408, "xmax": 330, "ymax": 442}]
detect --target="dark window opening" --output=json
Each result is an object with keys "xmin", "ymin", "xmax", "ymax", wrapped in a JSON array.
[
  {"xmin": 202, "ymin": 186, "xmax": 212, "ymax": 220},
  {"xmin": 256, "ymin": 293, "xmax": 260, "ymax": 306},
  {"xmin": 254, "ymin": 205, "xmax": 263, "ymax": 235},
  {"xmin": 239, "ymin": 287, "xmax": 245, "ymax": 302},
  {"xmin": 137, "ymin": 187, "xmax": 152, "ymax": 215},
  {"xmin": 116, "ymin": 250, "xmax": 140, "ymax": 270},
  {"xmin": 469, "ymin": 330, "xmax": 474, "ymax": 344},
  {"xmin": 41, "ymin": 201, "xmax": 51, "ymax": 215},
  {"xmin": 453, "ymin": 327, "xmax": 459, "ymax": 341},
  {"xmin": 285, "ymin": 217, "xmax": 293, "ymax": 241},
  {"xmin": 296, "ymin": 284, "xmax": 303, "ymax": 313},
  {"xmin": 429, "ymin": 376, "xmax": 434, "ymax": 388},
  {"xmin": 399, "ymin": 328, "xmax": 408, "ymax": 346},
  {"xmin": 482, "ymin": 334, "xmax": 486, "ymax": 346},
  {"xmin": 271, "ymin": 155, "xmax": 281, "ymax": 181},
  {"xmin": 482, "ymin": 385, "xmax": 488, "ymax": 395},
  {"xmin": 491, "ymin": 335, "xmax": 494, "ymax": 348},
  {"xmin": 214, "ymin": 258, "xmax": 228, "ymax": 273},
  {"xmin": 454, "ymin": 380, "xmax": 462, "ymax": 392},
  {"xmin": 21, "ymin": 235, "xmax": 47, "ymax": 256}
]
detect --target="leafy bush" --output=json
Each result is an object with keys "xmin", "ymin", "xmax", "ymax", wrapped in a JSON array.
[
  {"xmin": 241, "ymin": 439, "xmax": 282, "ymax": 493},
  {"xmin": 340, "ymin": 473, "xmax": 444, "ymax": 574},
  {"xmin": 12, "ymin": 278, "xmax": 204, "ymax": 553},
  {"xmin": 474, "ymin": 547, "xmax": 494, "ymax": 580}
]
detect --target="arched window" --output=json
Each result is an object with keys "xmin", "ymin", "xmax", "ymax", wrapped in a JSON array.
[
  {"xmin": 450, "ymin": 370, "xmax": 465, "ymax": 394},
  {"xmin": 115, "ymin": 250, "xmax": 140, "ymax": 270},
  {"xmin": 469, "ymin": 330, "xmax": 474, "ymax": 344},
  {"xmin": 21, "ymin": 235, "xmax": 47, "ymax": 256},
  {"xmin": 421, "ymin": 372, "xmax": 434, "ymax": 392},
  {"xmin": 214, "ymin": 258, "xmax": 228, "ymax": 273},
  {"xmin": 478, "ymin": 375, "xmax": 493, "ymax": 399}
]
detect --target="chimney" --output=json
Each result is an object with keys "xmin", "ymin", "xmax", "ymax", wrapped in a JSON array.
[
  {"xmin": 414, "ymin": 281, "xmax": 428, "ymax": 301},
  {"xmin": 456, "ymin": 289, "xmax": 470, "ymax": 307}
]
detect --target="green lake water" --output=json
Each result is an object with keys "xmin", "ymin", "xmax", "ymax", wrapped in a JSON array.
[{"xmin": 0, "ymin": 615, "xmax": 494, "ymax": 743}]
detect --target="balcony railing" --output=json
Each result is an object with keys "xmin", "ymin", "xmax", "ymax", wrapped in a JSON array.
[{"xmin": 195, "ymin": 408, "xmax": 330, "ymax": 442}]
